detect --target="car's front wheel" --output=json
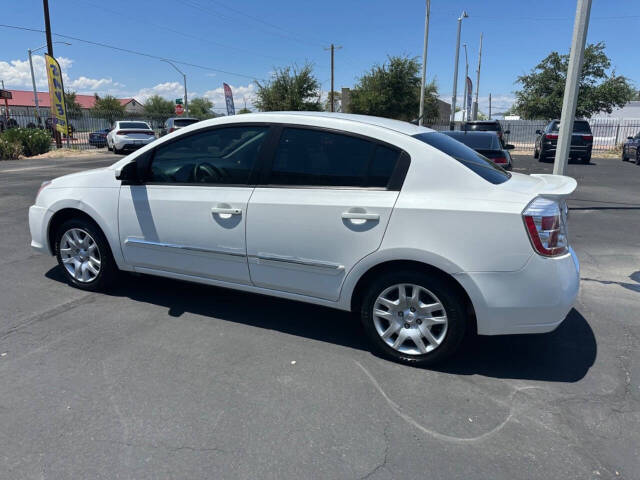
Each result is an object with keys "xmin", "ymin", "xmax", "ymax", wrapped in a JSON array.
[
  {"xmin": 621, "ymin": 148, "xmax": 627, "ymax": 161},
  {"xmin": 360, "ymin": 270, "xmax": 467, "ymax": 366},
  {"xmin": 55, "ymin": 218, "xmax": 117, "ymax": 291}
]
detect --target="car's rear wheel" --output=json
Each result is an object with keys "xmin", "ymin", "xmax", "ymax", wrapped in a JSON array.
[
  {"xmin": 621, "ymin": 148, "xmax": 627, "ymax": 161},
  {"xmin": 534, "ymin": 148, "xmax": 539, "ymax": 159},
  {"xmin": 636, "ymin": 150, "xmax": 640, "ymax": 165},
  {"xmin": 582, "ymin": 154, "xmax": 591, "ymax": 164},
  {"xmin": 360, "ymin": 270, "xmax": 467, "ymax": 366},
  {"xmin": 55, "ymin": 218, "xmax": 117, "ymax": 291}
]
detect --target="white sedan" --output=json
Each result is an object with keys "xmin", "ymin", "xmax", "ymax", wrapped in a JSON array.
[
  {"xmin": 29, "ymin": 112, "xmax": 579, "ymax": 366},
  {"xmin": 106, "ymin": 121, "xmax": 156, "ymax": 154}
]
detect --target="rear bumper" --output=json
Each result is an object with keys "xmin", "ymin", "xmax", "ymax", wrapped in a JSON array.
[
  {"xmin": 114, "ymin": 137, "xmax": 155, "ymax": 150},
  {"xmin": 29, "ymin": 205, "xmax": 53, "ymax": 254},
  {"xmin": 542, "ymin": 145, "xmax": 592, "ymax": 157},
  {"xmin": 455, "ymin": 247, "xmax": 580, "ymax": 335}
]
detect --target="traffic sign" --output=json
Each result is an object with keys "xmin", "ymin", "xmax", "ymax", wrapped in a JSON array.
[
  {"xmin": 175, "ymin": 98, "xmax": 183, "ymax": 105},
  {"xmin": 175, "ymin": 103, "xmax": 184, "ymax": 115}
]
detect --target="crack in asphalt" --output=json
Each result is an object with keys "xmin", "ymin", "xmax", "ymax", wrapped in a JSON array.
[{"xmin": 357, "ymin": 422, "xmax": 390, "ymax": 480}]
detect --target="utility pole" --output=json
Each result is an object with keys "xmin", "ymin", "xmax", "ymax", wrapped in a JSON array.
[
  {"xmin": 324, "ymin": 44, "xmax": 342, "ymax": 112},
  {"xmin": 42, "ymin": 0, "xmax": 63, "ymax": 147},
  {"xmin": 418, "ymin": 0, "xmax": 431, "ymax": 126},
  {"xmin": 28, "ymin": 49, "xmax": 41, "ymax": 124},
  {"xmin": 489, "ymin": 93, "xmax": 492, "ymax": 119},
  {"xmin": 462, "ymin": 43, "xmax": 469, "ymax": 122},
  {"xmin": 553, "ymin": 0, "xmax": 592, "ymax": 175},
  {"xmin": 473, "ymin": 33, "xmax": 483, "ymax": 120},
  {"xmin": 450, "ymin": 11, "xmax": 468, "ymax": 129}
]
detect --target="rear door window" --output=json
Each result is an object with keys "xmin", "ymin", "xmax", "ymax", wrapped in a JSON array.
[
  {"xmin": 267, "ymin": 127, "xmax": 400, "ymax": 188},
  {"xmin": 413, "ymin": 132, "xmax": 511, "ymax": 185}
]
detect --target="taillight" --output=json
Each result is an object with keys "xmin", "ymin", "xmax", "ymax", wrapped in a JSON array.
[
  {"xmin": 522, "ymin": 197, "xmax": 569, "ymax": 257},
  {"xmin": 493, "ymin": 156, "xmax": 508, "ymax": 164},
  {"xmin": 116, "ymin": 130, "xmax": 124, "ymax": 135},
  {"xmin": 169, "ymin": 127, "xmax": 176, "ymax": 133},
  {"xmin": 545, "ymin": 133, "xmax": 558, "ymax": 140},
  {"xmin": 582, "ymin": 134, "xmax": 593, "ymax": 142}
]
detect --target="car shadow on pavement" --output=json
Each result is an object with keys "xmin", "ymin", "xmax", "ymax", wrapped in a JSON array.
[{"xmin": 46, "ymin": 268, "xmax": 596, "ymax": 383}]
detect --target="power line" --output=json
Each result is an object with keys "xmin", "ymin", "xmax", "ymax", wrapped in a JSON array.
[
  {"xmin": 70, "ymin": 0, "xmax": 294, "ymax": 63},
  {"xmin": 175, "ymin": 0, "xmax": 325, "ymax": 49},
  {"xmin": 0, "ymin": 23, "xmax": 260, "ymax": 81}
]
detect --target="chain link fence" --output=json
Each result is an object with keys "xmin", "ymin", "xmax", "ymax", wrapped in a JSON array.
[{"xmin": 2, "ymin": 108, "xmax": 640, "ymax": 153}]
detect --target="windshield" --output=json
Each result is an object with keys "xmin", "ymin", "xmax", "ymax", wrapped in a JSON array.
[
  {"xmin": 174, "ymin": 119, "xmax": 200, "ymax": 127},
  {"xmin": 413, "ymin": 132, "xmax": 511, "ymax": 185},
  {"xmin": 442, "ymin": 132, "xmax": 501, "ymax": 150},
  {"xmin": 119, "ymin": 122, "xmax": 150, "ymax": 130},
  {"xmin": 550, "ymin": 120, "xmax": 591, "ymax": 133}
]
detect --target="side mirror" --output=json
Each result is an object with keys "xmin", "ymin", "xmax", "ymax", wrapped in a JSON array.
[
  {"xmin": 535, "ymin": 129, "xmax": 542, "ymax": 135},
  {"xmin": 115, "ymin": 160, "xmax": 140, "ymax": 184},
  {"xmin": 504, "ymin": 144, "xmax": 515, "ymax": 150},
  {"xmin": 504, "ymin": 130, "xmax": 510, "ymax": 134},
  {"xmin": 627, "ymin": 136, "xmax": 634, "ymax": 140}
]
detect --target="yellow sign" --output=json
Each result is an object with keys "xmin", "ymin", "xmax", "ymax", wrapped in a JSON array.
[{"xmin": 45, "ymin": 54, "xmax": 69, "ymax": 135}]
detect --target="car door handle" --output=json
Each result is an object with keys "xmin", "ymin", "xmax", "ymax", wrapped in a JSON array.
[
  {"xmin": 341, "ymin": 211, "xmax": 380, "ymax": 221},
  {"xmin": 211, "ymin": 207, "xmax": 242, "ymax": 215}
]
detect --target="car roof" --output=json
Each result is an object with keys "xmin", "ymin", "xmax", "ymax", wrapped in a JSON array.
[
  {"xmin": 223, "ymin": 111, "xmax": 434, "ymax": 137},
  {"xmin": 463, "ymin": 120, "xmax": 500, "ymax": 124},
  {"xmin": 169, "ymin": 117, "xmax": 199, "ymax": 121},
  {"xmin": 445, "ymin": 130, "xmax": 499, "ymax": 137}
]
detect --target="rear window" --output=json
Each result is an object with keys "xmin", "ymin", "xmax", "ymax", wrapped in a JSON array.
[
  {"xmin": 174, "ymin": 119, "xmax": 200, "ymax": 127},
  {"xmin": 462, "ymin": 122, "xmax": 500, "ymax": 132},
  {"xmin": 442, "ymin": 132, "xmax": 501, "ymax": 150},
  {"xmin": 413, "ymin": 132, "xmax": 511, "ymax": 185},
  {"xmin": 119, "ymin": 122, "xmax": 150, "ymax": 130},
  {"xmin": 550, "ymin": 120, "xmax": 591, "ymax": 133}
]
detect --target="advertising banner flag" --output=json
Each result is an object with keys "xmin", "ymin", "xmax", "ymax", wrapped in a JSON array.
[
  {"xmin": 45, "ymin": 54, "xmax": 69, "ymax": 135},
  {"xmin": 223, "ymin": 83, "xmax": 235, "ymax": 116}
]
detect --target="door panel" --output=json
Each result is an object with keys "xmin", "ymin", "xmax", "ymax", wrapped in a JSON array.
[
  {"xmin": 119, "ymin": 185, "xmax": 253, "ymax": 283},
  {"xmin": 246, "ymin": 188, "xmax": 398, "ymax": 300}
]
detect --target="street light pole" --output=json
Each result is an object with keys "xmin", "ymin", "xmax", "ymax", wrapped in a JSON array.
[
  {"xmin": 472, "ymin": 33, "xmax": 483, "ymax": 120},
  {"xmin": 463, "ymin": 43, "xmax": 469, "ymax": 122},
  {"xmin": 162, "ymin": 59, "xmax": 188, "ymax": 116},
  {"xmin": 28, "ymin": 42, "xmax": 71, "ymax": 125},
  {"xmin": 553, "ymin": 0, "xmax": 592, "ymax": 175},
  {"xmin": 418, "ymin": 0, "xmax": 431, "ymax": 126},
  {"xmin": 450, "ymin": 11, "xmax": 468, "ymax": 129}
]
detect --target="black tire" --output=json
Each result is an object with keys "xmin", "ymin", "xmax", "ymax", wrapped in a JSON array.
[
  {"xmin": 621, "ymin": 148, "xmax": 627, "ymax": 161},
  {"xmin": 636, "ymin": 150, "xmax": 640, "ymax": 166},
  {"xmin": 359, "ymin": 270, "xmax": 468, "ymax": 367},
  {"xmin": 534, "ymin": 148, "xmax": 539, "ymax": 159},
  {"xmin": 538, "ymin": 150, "xmax": 546, "ymax": 162},
  {"xmin": 54, "ymin": 217, "xmax": 118, "ymax": 292},
  {"xmin": 112, "ymin": 144, "xmax": 120, "ymax": 154},
  {"xmin": 107, "ymin": 142, "xmax": 112, "ymax": 152},
  {"xmin": 582, "ymin": 154, "xmax": 591, "ymax": 164}
]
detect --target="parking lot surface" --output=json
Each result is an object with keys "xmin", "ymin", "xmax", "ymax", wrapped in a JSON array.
[{"xmin": 1, "ymin": 153, "xmax": 638, "ymax": 479}]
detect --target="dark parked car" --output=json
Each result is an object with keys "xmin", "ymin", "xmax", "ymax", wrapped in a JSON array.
[
  {"xmin": 461, "ymin": 120, "xmax": 510, "ymax": 145},
  {"xmin": 88, "ymin": 128, "xmax": 111, "ymax": 148},
  {"xmin": 622, "ymin": 132, "xmax": 640, "ymax": 165},
  {"xmin": 160, "ymin": 117, "xmax": 200, "ymax": 136},
  {"xmin": 441, "ymin": 130, "xmax": 514, "ymax": 170},
  {"xmin": 535, "ymin": 119, "xmax": 593, "ymax": 164}
]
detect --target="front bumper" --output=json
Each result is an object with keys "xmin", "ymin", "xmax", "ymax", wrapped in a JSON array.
[
  {"xmin": 455, "ymin": 247, "xmax": 580, "ymax": 335},
  {"xmin": 29, "ymin": 205, "xmax": 53, "ymax": 254}
]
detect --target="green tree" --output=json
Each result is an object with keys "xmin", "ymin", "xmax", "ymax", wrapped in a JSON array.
[
  {"xmin": 237, "ymin": 107, "xmax": 252, "ymax": 114},
  {"xmin": 143, "ymin": 95, "xmax": 174, "ymax": 121},
  {"xmin": 255, "ymin": 63, "xmax": 321, "ymax": 111},
  {"xmin": 64, "ymin": 91, "xmax": 83, "ymax": 120},
  {"xmin": 513, "ymin": 42, "xmax": 634, "ymax": 119},
  {"xmin": 350, "ymin": 55, "xmax": 440, "ymax": 121},
  {"xmin": 188, "ymin": 97, "xmax": 216, "ymax": 119},
  {"xmin": 91, "ymin": 94, "xmax": 125, "ymax": 124},
  {"xmin": 323, "ymin": 91, "xmax": 342, "ymax": 112}
]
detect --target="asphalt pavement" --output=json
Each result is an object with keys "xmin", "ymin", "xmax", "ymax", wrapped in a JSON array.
[{"xmin": 0, "ymin": 151, "xmax": 638, "ymax": 479}]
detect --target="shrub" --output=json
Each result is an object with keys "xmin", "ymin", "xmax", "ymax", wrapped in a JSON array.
[
  {"xmin": 0, "ymin": 137, "xmax": 23, "ymax": 160},
  {"xmin": 0, "ymin": 128, "xmax": 51, "ymax": 157}
]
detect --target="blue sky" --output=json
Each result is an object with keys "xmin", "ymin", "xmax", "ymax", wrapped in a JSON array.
[{"xmin": 1, "ymin": 0, "xmax": 637, "ymax": 114}]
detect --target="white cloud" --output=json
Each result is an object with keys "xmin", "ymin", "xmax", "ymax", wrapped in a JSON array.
[
  {"xmin": 202, "ymin": 83, "xmax": 256, "ymax": 111},
  {"xmin": 0, "ymin": 56, "xmax": 122, "ymax": 94},
  {"xmin": 133, "ymin": 82, "xmax": 187, "ymax": 103}
]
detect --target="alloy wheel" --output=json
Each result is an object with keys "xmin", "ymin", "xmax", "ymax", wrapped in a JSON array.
[
  {"xmin": 59, "ymin": 228, "xmax": 101, "ymax": 283},
  {"xmin": 372, "ymin": 283, "xmax": 448, "ymax": 355}
]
